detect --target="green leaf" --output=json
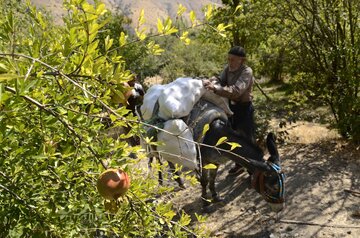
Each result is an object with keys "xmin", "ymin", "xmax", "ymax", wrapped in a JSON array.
[
  {"xmin": 215, "ymin": 136, "xmax": 227, "ymax": 146},
  {"xmin": 179, "ymin": 212, "xmax": 191, "ymax": 226},
  {"xmin": 109, "ymin": 114, "xmax": 117, "ymax": 122},
  {"xmin": 0, "ymin": 63, "xmax": 8, "ymax": 73},
  {"xmin": 203, "ymin": 163, "xmax": 217, "ymax": 169},
  {"xmin": 0, "ymin": 85, "xmax": 10, "ymax": 104},
  {"xmin": 163, "ymin": 210, "xmax": 176, "ymax": 220},
  {"xmin": 195, "ymin": 213, "xmax": 206, "ymax": 222},
  {"xmin": 21, "ymin": 79, "xmax": 38, "ymax": 93},
  {"xmin": 104, "ymin": 35, "xmax": 113, "ymax": 51},
  {"xmin": 0, "ymin": 74, "xmax": 21, "ymax": 82}
]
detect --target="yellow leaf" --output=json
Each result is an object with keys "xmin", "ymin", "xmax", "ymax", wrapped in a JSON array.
[
  {"xmin": 215, "ymin": 136, "xmax": 227, "ymax": 146},
  {"xmin": 157, "ymin": 18, "xmax": 164, "ymax": 34},
  {"xmin": 119, "ymin": 32, "xmax": 127, "ymax": 46},
  {"xmin": 180, "ymin": 31, "xmax": 191, "ymax": 45},
  {"xmin": 205, "ymin": 4, "xmax": 213, "ymax": 20},
  {"xmin": 165, "ymin": 27, "xmax": 178, "ymax": 35},
  {"xmin": 227, "ymin": 142, "xmax": 241, "ymax": 150},
  {"xmin": 203, "ymin": 164, "xmax": 217, "ymax": 169},
  {"xmin": 234, "ymin": 5, "xmax": 243, "ymax": 14},
  {"xmin": 135, "ymin": 29, "xmax": 146, "ymax": 41},
  {"xmin": 190, "ymin": 11, "xmax": 196, "ymax": 26},
  {"xmin": 202, "ymin": 123, "xmax": 210, "ymax": 136},
  {"xmin": 138, "ymin": 9, "xmax": 145, "ymax": 26},
  {"xmin": 177, "ymin": 4, "xmax": 187, "ymax": 16},
  {"xmin": 96, "ymin": 3, "xmax": 107, "ymax": 15}
]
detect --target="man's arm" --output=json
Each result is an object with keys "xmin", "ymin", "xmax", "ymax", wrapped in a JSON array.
[{"xmin": 214, "ymin": 67, "xmax": 253, "ymax": 101}]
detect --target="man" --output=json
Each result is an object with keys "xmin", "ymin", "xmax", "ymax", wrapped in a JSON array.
[{"xmin": 203, "ymin": 45, "xmax": 256, "ymax": 175}]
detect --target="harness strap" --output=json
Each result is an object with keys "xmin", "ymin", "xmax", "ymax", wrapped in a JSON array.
[{"xmin": 251, "ymin": 162, "xmax": 285, "ymax": 204}]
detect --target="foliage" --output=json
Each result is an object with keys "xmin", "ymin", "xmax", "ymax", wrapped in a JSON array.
[
  {"xmin": 202, "ymin": 0, "xmax": 359, "ymax": 142},
  {"xmin": 0, "ymin": 0, "xmax": 206, "ymax": 237},
  {"xmin": 159, "ymin": 37, "xmax": 227, "ymax": 82},
  {"xmin": 275, "ymin": 0, "xmax": 360, "ymax": 141},
  {"xmin": 1, "ymin": 0, "xmax": 359, "ymax": 235}
]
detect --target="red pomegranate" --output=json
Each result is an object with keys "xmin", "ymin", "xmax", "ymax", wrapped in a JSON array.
[{"xmin": 97, "ymin": 168, "xmax": 130, "ymax": 200}]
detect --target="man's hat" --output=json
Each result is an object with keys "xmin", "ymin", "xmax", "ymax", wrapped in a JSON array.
[{"xmin": 228, "ymin": 46, "xmax": 246, "ymax": 57}]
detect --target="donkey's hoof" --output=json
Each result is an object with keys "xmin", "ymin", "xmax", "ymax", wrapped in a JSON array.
[
  {"xmin": 212, "ymin": 196, "xmax": 224, "ymax": 203},
  {"xmin": 179, "ymin": 184, "xmax": 186, "ymax": 190},
  {"xmin": 201, "ymin": 197, "xmax": 211, "ymax": 207}
]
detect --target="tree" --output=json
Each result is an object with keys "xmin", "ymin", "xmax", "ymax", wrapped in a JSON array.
[
  {"xmin": 0, "ymin": 0, "xmax": 205, "ymax": 236},
  {"xmin": 276, "ymin": 0, "xmax": 360, "ymax": 141},
  {"xmin": 202, "ymin": 0, "xmax": 296, "ymax": 82}
]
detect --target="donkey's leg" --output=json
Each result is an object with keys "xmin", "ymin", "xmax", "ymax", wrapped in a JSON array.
[
  {"xmin": 168, "ymin": 162, "xmax": 185, "ymax": 189},
  {"xmin": 156, "ymin": 157, "xmax": 164, "ymax": 185},
  {"xmin": 200, "ymin": 169, "xmax": 211, "ymax": 207},
  {"xmin": 208, "ymin": 165, "xmax": 223, "ymax": 203}
]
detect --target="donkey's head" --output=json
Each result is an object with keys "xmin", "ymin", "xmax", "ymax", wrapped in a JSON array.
[
  {"xmin": 210, "ymin": 122, "xmax": 286, "ymax": 211},
  {"xmin": 248, "ymin": 133, "xmax": 285, "ymax": 212}
]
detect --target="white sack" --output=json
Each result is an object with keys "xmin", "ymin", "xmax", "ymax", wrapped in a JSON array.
[
  {"xmin": 158, "ymin": 78, "xmax": 206, "ymax": 120},
  {"xmin": 140, "ymin": 84, "xmax": 166, "ymax": 120},
  {"xmin": 157, "ymin": 119, "xmax": 198, "ymax": 170},
  {"xmin": 201, "ymin": 90, "xmax": 233, "ymax": 116}
]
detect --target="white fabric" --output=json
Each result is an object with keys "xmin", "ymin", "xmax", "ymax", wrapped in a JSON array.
[{"xmin": 157, "ymin": 119, "xmax": 198, "ymax": 170}]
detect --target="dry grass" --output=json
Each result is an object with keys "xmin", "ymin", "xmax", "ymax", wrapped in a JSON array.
[{"xmin": 271, "ymin": 120, "xmax": 341, "ymax": 144}]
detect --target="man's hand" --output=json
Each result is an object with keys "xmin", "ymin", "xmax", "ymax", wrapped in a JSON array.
[{"xmin": 203, "ymin": 79, "xmax": 215, "ymax": 91}]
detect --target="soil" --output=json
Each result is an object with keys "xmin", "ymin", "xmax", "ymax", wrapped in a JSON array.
[{"xmin": 164, "ymin": 121, "xmax": 360, "ymax": 238}]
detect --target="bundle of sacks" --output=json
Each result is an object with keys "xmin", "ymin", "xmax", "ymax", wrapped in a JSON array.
[{"xmin": 140, "ymin": 77, "xmax": 232, "ymax": 170}]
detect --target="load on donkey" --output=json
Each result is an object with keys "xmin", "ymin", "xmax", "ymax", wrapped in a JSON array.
[{"xmin": 139, "ymin": 77, "xmax": 285, "ymax": 212}]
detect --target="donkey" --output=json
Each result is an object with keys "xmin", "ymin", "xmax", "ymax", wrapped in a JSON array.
[
  {"xmin": 154, "ymin": 99, "xmax": 285, "ymax": 211},
  {"xmin": 199, "ymin": 118, "xmax": 285, "ymax": 211}
]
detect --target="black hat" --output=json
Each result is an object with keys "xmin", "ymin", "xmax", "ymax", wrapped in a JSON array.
[{"xmin": 228, "ymin": 46, "xmax": 246, "ymax": 57}]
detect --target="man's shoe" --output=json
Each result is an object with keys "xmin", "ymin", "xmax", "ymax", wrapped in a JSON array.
[{"xmin": 228, "ymin": 164, "xmax": 244, "ymax": 175}]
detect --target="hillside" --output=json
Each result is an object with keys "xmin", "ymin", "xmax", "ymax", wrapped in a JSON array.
[{"xmin": 30, "ymin": 0, "xmax": 222, "ymax": 28}]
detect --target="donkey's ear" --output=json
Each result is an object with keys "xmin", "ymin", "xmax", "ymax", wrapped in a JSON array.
[{"xmin": 266, "ymin": 132, "xmax": 280, "ymax": 165}]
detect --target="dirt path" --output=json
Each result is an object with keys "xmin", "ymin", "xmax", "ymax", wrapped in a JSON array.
[{"xmin": 166, "ymin": 122, "xmax": 360, "ymax": 237}]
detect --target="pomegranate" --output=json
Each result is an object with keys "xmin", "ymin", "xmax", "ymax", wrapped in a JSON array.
[{"xmin": 97, "ymin": 168, "xmax": 130, "ymax": 200}]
